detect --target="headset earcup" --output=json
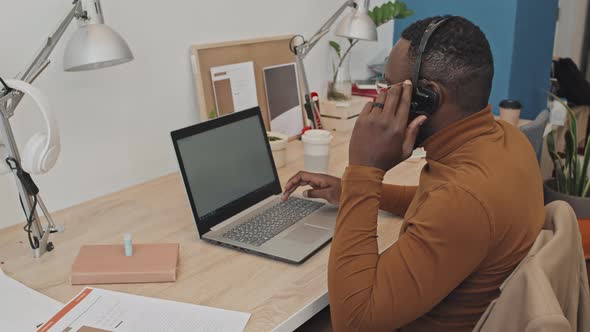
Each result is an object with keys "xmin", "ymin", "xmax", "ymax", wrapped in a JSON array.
[
  {"xmin": 42, "ymin": 142, "xmax": 60, "ymax": 172},
  {"xmin": 22, "ymin": 133, "xmax": 48, "ymax": 174},
  {"xmin": 413, "ymin": 84, "xmax": 439, "ymax": 116}
]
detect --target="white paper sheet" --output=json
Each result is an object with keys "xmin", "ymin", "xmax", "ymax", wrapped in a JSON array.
[
  {"xmin": 38, "ymin": 287, "xmax": 250, "ymax": 332},
  {"xmin": 550, "ymin": 100, "xmax": 567, "ymax": 126},
  {"xmin": 0, "ymin": 267, "xmax": 63, "ymax": 331},
  {"xmin": 210, "ymin": 62, "xmax": 258, "ymax": 115}
]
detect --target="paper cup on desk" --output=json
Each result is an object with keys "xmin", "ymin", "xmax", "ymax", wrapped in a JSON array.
[
  {"xmin": 499, "ymin": 99, "xmax": 522, "ymax": 127},
  {"xmin": 302, "ymin": 130, "xmax": 333, "ymax": 174}
]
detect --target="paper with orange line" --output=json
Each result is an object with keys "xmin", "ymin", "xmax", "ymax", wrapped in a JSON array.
[{"xmin": 37, "ymin": 288, "xmax": 251, "ymax": 332}]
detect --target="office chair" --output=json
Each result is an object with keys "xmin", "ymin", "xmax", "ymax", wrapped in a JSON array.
[{"xmin": 520, "ymin": 110, "xmax": 550, "ymax": 164}]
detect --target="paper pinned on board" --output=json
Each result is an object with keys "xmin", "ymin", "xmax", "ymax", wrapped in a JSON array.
[
  {"xmin": 0, "ymin": 267, "xmax": 64, "ymax": 331},
  {"xmin": 38, "ymin": 287, "xmax": 251, "ymax": 332},
  {"xmin": 211, "ymin": 61, "xmax": 258, "ymax": 116}
]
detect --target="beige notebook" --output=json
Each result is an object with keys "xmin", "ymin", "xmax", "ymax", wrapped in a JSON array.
[{"xmin": 70, "ymin": 243, "xmax": 179, "ymax": 285}]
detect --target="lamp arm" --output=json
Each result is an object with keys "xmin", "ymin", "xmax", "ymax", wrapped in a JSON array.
[
  {"xmin": 297, "ymin": 0, "xmax": 356, "ymax": 58},
  {"xmin": 19, "ymin": 1, "xmax": 83, "ymax": 84}
]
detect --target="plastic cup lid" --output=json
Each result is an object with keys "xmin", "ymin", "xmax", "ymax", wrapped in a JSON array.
[
  {"xmin": 302, "ymin": 129, "xmax": 333, "ymax": 144},
  {"xmin": 499, "ymin": 99, "xmax": 522, "ymax": 110}
]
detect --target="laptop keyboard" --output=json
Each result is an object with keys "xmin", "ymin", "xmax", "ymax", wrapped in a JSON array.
[{"xmin": 221, "ymin": 197, "xmax": 325, "ymax": 247}]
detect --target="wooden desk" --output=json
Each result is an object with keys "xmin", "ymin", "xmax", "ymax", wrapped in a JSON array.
[{"xmin": 0, "ymin": 132, "xmax": 425, "ymax": 332}]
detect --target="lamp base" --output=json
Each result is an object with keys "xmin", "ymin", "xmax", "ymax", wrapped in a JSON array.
[{"xmin": 32, "ymin": 225, "xmax": 53, "ymax": 258}]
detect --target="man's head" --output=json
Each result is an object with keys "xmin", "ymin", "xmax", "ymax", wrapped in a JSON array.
[{"xmin": 385, "ymin": 16, "xmax": 494, "ymax": 144}]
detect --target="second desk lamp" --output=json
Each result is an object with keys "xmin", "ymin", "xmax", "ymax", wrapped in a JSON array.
[{"xmin": 291, "ymin": 0, "xmax": 378, "ymax": 129}]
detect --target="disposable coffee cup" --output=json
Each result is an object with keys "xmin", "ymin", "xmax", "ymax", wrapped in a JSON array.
[
  {"xmin": 302, "ymin": 129, "xmax": 333, "ymax": 174},
  {"xmin": 499, "ymin": 99, "xmax": 522, "ymax": 127}
]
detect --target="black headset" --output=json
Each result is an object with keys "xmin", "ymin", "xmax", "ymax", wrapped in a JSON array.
[{"xmin": 410, "ymin": 17, "xmax": 453, "ymax": 117}]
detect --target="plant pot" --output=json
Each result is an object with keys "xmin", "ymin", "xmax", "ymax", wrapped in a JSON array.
[
  {"xmin": 545, "ymin": 179, "xmax": 590, "ymax": 261},
  {"xmin": 544, "ymin": 179, "xmax": 590, "ymax": 219},
  {"xmin": 267, "ymin": 132, "xmax": 288, "ymax": 168}
]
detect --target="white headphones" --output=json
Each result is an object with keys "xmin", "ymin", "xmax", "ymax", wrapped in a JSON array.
[{"xmin": 4, "ymin": 79, "xmax": 61, "ymax": 175}]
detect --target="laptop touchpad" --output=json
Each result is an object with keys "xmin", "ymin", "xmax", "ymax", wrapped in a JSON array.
[
  {"xmin": 304, "ymin": 205, "xmax": 338, "ymax": 230},
  {"xmin": 285, "ymin": 226, "xmax": 328, "ymax": 244}
]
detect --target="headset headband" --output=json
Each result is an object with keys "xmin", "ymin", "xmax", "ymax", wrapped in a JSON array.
[{"xmin": 411, "ymin": 17, "xmax": 453, "ymax": 89}]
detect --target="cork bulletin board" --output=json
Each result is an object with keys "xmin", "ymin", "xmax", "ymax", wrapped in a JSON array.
[{"xmin": 190, "ymin": 35, "xmax": 306, "ymax": 131}]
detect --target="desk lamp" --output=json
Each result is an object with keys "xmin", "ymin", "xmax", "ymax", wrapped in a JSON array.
[
  {"xmin": 0, "ymin": 0, "xmax": 133, "ymax": 258},
  {"xmin": 291, "ymin": 0, "xmax": 377, "ymax": 128}
]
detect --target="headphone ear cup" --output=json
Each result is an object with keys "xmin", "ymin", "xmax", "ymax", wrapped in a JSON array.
[
  {"xmin": 413, "ymin": 83, "xmax": 439, "ymax": 116},
  {"xmin": 43, "ymin": 141, "xmax": 60, "ymax": 173},
  {"xmin": 22, "ymin": 133, "xmax": 48, "ymax": 174}
]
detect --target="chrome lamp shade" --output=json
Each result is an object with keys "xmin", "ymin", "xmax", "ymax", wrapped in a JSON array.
[{"xmin": 63, "ymin": 24, "xmax": 134, "ymax": 72}]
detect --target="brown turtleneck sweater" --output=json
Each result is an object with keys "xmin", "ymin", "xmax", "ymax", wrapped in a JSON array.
[{"xmin": 328, "ymin": 106, "xmax": 545, "ymax": 331}]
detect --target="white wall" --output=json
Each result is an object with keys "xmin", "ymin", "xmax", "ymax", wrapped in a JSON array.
[
  {"xmin": 554, "ymin": 0, "xmax": 589, "ymax": 65},
  {"xmin": 0, "ymin": 0, "xmax": 395, "ymax": 228}
]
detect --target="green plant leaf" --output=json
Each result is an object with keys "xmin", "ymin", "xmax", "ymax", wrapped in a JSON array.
[
  {"xmin": 547, "ymin": 91, "xmax": 588, "ymax": 196},
  {"xmin": 565, "ymin": 130, "xmax": 576, "ymax": 194},
  {"xmin": 583, "ymin": 178, "xmax": 590, "ymax": 197},
  {"xmin": 554, "ymin": 158, "xmax": 566, "ymax": 193},
  {"xmin": 368, "ymin": 10, "xmax": 376, "ymax": 23},
  {"xmin": 369, "ymin": 1, "xmax": 412, "ymax": 27},
  {"xmin": 547, "ymin": 132, "xmax": 565, "ymax": 193},
  {"xmin": 374, "ymin": 6, "xmax": 384, "ymax": 25},
  {"xmin": 547, "ymin": 128, "xmax": 557, "ymax": 154},
  {"xmin": 399, "ymin": 1, "xmax": 407, "ymax": 12},
  {"xmin": 549, "ymin": 92, "xmax": 578, "ymax": 152},
  {"xmin": 391, "ymin": 2, "xmax": 401, "ymax": 17},
  {"xmin": 400, "ymin": 9, "xmax": 415, "ymax": 19},
  {"xmin": 329, "ymin": 41, "xmax": 342, "ymax": 58},
  {"xmin": 381, "ymin": 6, "xmax": 390, "ymax": 23}
]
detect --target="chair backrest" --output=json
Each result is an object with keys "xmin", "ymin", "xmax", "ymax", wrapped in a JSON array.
[
  {"xmin": 520, "ymin": 110, "xmax": 550, "ymax": 163},
  {"xmin": 474, "ymin": 201, "xmax": 590, "ymax": 331}
]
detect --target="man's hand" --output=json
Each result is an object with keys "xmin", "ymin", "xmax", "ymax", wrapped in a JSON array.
[
  {"xmin": 281, "ymin": 171, "xmax": 342, "ymax": 205},
  {"xmin": 349, "ymin": 80, "xmax": 428, "ymax": 172}
]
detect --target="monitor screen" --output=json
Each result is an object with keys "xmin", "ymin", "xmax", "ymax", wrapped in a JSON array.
[{"xmin": 175, "ymin": 112, "xmax": 277, "ymax": 222}]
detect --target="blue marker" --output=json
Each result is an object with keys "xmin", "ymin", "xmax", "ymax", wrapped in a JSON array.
[{"xmin": 124, "ymin": 233, "xmax": 133, "ymax": 257}]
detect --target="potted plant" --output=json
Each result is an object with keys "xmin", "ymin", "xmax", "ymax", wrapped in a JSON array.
[
  {"xmin": 267, "ymin": 132, "xmax": 289, "ymax": 168},
  {"xmin": 327, "ymin": 1, "xmax": 413, "ymax": 101},
  {"xmin": 545, "ymin": 94, "xmax": 590, "ymax": 260}
]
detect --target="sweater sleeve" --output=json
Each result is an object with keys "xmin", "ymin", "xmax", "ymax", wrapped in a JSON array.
[
  {"xmin": 328, "ymin": 165, "xmax": 491, "ymax": 331},
  {"xmin": 380, "ymin": 184, "xmax": 417, "ymax": 216}
]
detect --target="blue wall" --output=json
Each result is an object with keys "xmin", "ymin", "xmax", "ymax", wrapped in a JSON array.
[
  {"xmin": 509, "ymin": 0, "xmax": 558, "ymax": 119},
  {"xmin": 393, "ymin": 0, "xmax": 558, "ymax": 119}
]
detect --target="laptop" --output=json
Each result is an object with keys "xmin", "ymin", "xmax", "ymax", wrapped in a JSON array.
[{"xmin": 171, "ymin": 107, "xmax": 337, "ymax": 264}]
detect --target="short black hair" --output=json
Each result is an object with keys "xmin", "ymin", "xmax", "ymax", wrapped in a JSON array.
[{"xmin": 401, "ymin": 16, "xmax": 494, "ymax": 112}]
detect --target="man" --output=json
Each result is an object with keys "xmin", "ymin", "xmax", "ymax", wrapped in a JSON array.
[{"xmin": 282, "ymin": 16, "xmax": 544, "ymax": 331}]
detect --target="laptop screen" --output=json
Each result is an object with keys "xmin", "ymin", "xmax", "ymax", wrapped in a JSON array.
[{"xmin": 172, "ymin": 108, "xmax": 282, "ymax": 236}]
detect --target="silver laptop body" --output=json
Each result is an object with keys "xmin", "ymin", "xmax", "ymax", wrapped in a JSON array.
[{"xmin": 171, "ymin": 107, "xmax": 337, "ymax": 264}]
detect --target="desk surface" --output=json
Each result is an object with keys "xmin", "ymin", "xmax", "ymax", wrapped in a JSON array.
[{"xmin": 0, "ymin": 131, "xmax": 424, "ymax": 331}]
